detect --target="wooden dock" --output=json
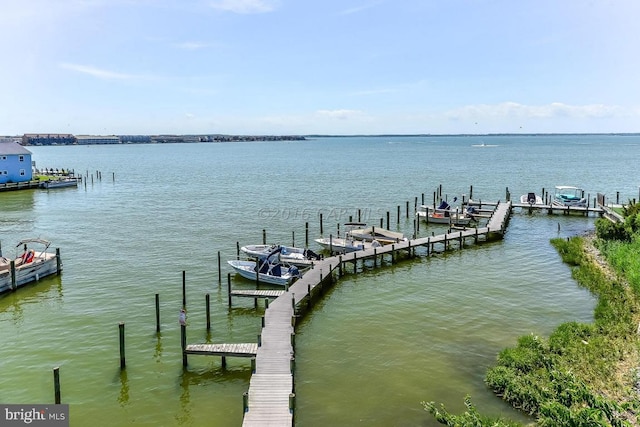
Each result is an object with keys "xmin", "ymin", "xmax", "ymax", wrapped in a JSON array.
[
  {"xmin": 470, "ymin": 199, "xmax": 604, "ymax": 216},
  {"xmin": 0, "ymin": 180, "xmax": 41, "ymax": 192},
  {"xmin": 185, "ymin": 343, "xmax": 258, "ymax": 358},
  {"xmin": 183, "ymin": 202, "xmax": 513, "ymax": 426}
]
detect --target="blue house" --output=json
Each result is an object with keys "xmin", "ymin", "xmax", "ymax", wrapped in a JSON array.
[{"xmin": 0, "ymin": 141, "xmax": 33, "ymax": 184}]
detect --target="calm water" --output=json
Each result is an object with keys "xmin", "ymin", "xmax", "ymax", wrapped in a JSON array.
[{"xmin": 1, "ymin": 135, "xmax": 639, "ymax": 426}]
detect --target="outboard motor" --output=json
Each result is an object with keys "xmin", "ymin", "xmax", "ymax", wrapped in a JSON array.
[
  {"xmin": 305, "ymin": 249, "xmax": 321, "ymax": 260},
  {"xmin": 288, "ymin": 265, "xmax": 300, "ymax": 277}
]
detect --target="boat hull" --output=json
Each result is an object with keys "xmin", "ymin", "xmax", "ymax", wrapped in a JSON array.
[
  {"xmin": 0, "ymin": 253, "xmax": 59, "ymax": 293},
  {"xmin": 227, "ymin": 260, "xmax": 297, "ymax": 286},
  {"xmin": 40, "ymin": 178, "xmax": 79, "ymax": 189},
  {"xmin": 347, "ymin": 226, "xmax": 405, "ymax": 244},
  {"xmin": 240, "ymin": 245, "xmax": 319, "ymax": 267},
  {"xmin": 520, "ymin": 193, "xmax": 544, "ymax": 205},
  {"xmin": 552, "ymin": 186, "xmax": 587, "ymax": 207},
  {"xmin": 416, "ymin": 210, "xmax": 473, "ymax": 226}
]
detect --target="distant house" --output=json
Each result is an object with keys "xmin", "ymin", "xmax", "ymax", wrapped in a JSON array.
[
  {"xmin": 0, "ymin": 141, "xmax": 33, "ymax": 184},
  {"xmin": 75, "ymin": 135, "xmax": 120, "ymax": 144}
]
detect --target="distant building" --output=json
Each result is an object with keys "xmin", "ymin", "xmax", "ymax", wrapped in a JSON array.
[
  {"xmin": 119, "ymin": 135, "xmax": 152, "ymax": 144},
  {"xmin": 75, "ymin": 135, "xmax": 120, "ymax": 144},
  {"xmin": 0, "ymin": 141, "xmax": 33, "ymax": 183},
  {"xmin": 23, "ymin": 133, "xmax": 75, "ymax": 146}
]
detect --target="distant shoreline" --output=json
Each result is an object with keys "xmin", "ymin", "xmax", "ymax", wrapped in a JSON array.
[{"xmin": 5, "ymin": 132, "xmax": 640, "ymax": 146}]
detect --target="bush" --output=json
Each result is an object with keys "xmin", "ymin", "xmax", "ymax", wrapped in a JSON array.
[{"xmin": 595, "ymin": 218, "xmax": 630, "ymax": 241}]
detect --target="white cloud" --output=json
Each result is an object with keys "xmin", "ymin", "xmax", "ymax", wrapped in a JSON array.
[
  {"xmin": 59, "ymin": 63, "xmax": 143, "ymax": 80},
  {"xmin": 339, "ymin": 1, "xmax": 382, "ymax": 15},
  {"xmin": 171, "ymin": 41, "xmax": 209, "ymax": 51},
  {"xmin": 316, "ymin": 109, "xmax": 367, "ymax": 120},
  {"xmin": 208, "ymin": 0, "xmax": 278, "ymax": 14},
  {"xmin": 445, "ymin": 102, "xmax": 626, "ymax": 121}
]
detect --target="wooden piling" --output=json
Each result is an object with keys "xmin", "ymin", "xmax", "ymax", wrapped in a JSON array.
[
  {"xmin": 182, "ymin": 270, "xmax": 186, "ymax": 309},
  {"xmin": 319, "ymin": 213, "xmax": 323, "ymax": 234},
  {"xmin": 236, "ymin": 241, "xmax": 240, "ymax": 259},
  {"xmin": 155, "ymin": 294, "xmax": 160, "ymax": 333},
  {"xmin": 181, "ymin": 324, "xmax": 187, "ymax": 366},
  {"xmin": 206, "ymin": 293, "xmax": 211, "ymax": 331},
  {"xmin": 227, "ymin": 273, "xmax": 232, "ymax": 306},
  {"xmin": 217, "ymin": 251, "xmax": 221, "ymax": 283},
  {"xmin": 10, "ymin": 260, "xmax": 16, "ymax": 290},
  {"xmin": 262, "ymin": 229, "xmax": 266, "ymax": 245},
  {"xmin": 56, "ymin": 248, "xmax": 62, "ymax": 274},
  {"xmin": 119, "ymin": 322, "xmax": 126, "ymax": 369},
  {"xmin": 53, "ymin": 367, "xmax": 61, "ymax": 404},
  {"xmin": 305, "ymin": 222, "xmax": 309, "ymax": 247}
]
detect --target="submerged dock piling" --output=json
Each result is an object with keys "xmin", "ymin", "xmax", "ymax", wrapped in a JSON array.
[
  {"xmin": 155, "ymin": 294, "xmax": 160, "ymax": 333},
  {"xmin": 53, "ymin": 367, "xmax": 61, "ymax": 404},
  {"xmin": 119, "ymin": 322, "xmax": 126, "ymax": 369}
]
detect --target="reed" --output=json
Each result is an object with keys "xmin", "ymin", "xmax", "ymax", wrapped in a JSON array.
[
  {"xmin": 423, "ymin": 396, "xmax": 521, "ymax": 427},
  {"xmin": 483, "ymin": 235, "xmax": 640, "ymax": 426},
  {"xmin": 425, "ymin": 225, "xmax": 640, "ymax": 426}
]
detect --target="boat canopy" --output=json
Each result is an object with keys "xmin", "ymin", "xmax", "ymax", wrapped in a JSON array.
[{"xmin": 16, "ymin": 238, "xmax": 51, "ymax": 249}]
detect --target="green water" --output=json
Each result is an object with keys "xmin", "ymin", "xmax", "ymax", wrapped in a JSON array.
[{"xmin": 1, "ymin": 135, "xmax": 639, "ymax": 426}]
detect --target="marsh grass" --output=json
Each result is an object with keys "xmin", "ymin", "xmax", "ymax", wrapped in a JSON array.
[{"xmin": 425, "ymin": 205, "xmax": 640, "ymax": 426}]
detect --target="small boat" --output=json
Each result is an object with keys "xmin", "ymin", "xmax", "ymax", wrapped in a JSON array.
[
  {"xmin": 0, "ymin": 238, "xmax": 61, "ymax": 293},
  {"xmin": 520, "ymin": 192, "xmax": 544, "ymax": 205},
  {"xmin": 40, "ymin": 177, "xmax": 80, "ymax": 189},
  {"xmin": 347, "ymin": 226, "xmax": 406, "ymax": 245},
  {"xmin": 552, "ymin": 186, "xmax": 587, "ymax": 207},
  {"xmin": 228, "ymin": 245, "xmax": 304, "ymax": 286},
  {"xmin": 240, "ymin": 244, "xmax": 321, "ymax": 267},
  {"xmin": 314, "ymin": 223, "xmax": 383, "ymax": 254},
  {"xmin": 416, "ymin": 199, "xmax": 476, "ymax": 226}
]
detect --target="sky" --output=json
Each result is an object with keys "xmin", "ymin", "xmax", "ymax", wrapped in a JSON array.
[{"xmin": 1, "ymin": 0, "xmax": 639, "ymax": 136}]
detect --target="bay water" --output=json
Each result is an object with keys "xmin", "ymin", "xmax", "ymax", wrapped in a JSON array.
[{"xmin": 1, "ymin": 135, "xmax": 639, "ymax": 426}]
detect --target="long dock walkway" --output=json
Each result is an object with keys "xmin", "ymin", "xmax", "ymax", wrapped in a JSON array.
[{"xmin": 186, "ymin": 202, "xmax": 512, "ymax": 426}]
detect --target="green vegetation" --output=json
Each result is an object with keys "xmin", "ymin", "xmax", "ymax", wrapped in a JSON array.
[{"xmin": 424, "ymin": 202, "xmax": 640, "ymax": 426}]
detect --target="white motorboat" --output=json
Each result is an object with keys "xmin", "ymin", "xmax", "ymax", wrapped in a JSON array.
[
  {"xmin": 347, "ymin": 226, "xmax": 407, "ymax": 245},
  {"xmin": 552, "ymin": 186, "xmax": 587, "ymax": 207},
  {"xmin": 228, "ymin": 245, "xmax": 304, "ymax": 286},
  {"xmin": 0, "ymin": 238, "xmax": 61, "ymax": 293},
  {"xmin": 314, "ymin": 223, "xmax": 384, "ymax": 254},
  {"xmin": 520, "ymin": 192, "xmax": 544, "ymax": 205},
  {"xmin": 416, "ymin": 199, "xmax": 476, "ymax": 226},
  {"xmin": 314, "ymin": 236, "xmax": 383, "ymax": 254},
  {"xmin": 240, "ymin": 244, "xmax": 321, "ymax": 267},
  {"xmin": 227, "ymin": 260, "xmax": 302, "ymax": 286}
]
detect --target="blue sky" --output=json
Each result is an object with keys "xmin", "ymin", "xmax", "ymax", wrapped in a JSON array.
[{"xmin": 2, "ymin": 0, "xmax": 639, "ymax": 135}]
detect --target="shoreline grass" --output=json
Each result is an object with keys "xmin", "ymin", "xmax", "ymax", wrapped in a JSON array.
[{"xmin": 423, "ymin": 206, "xmax": 640, "ymax": 426}]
